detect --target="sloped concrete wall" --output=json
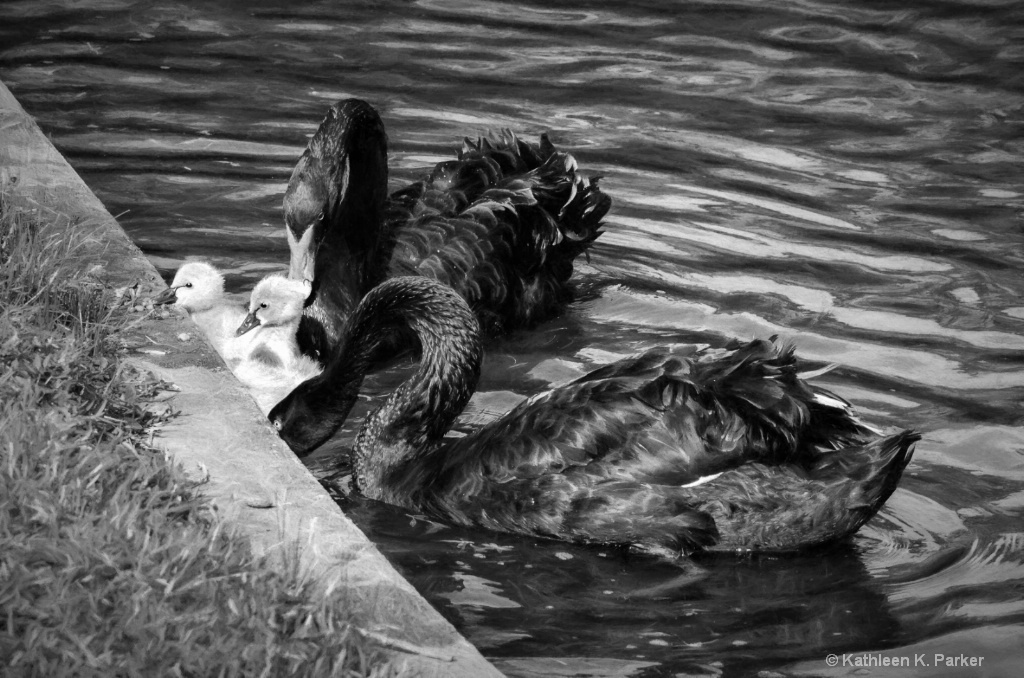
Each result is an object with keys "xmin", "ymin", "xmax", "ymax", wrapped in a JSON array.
[{"xmin": 0, "ymin": 79, "xmax": 504, "ymax": 678}]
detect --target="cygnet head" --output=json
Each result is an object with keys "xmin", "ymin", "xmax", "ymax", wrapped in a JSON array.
[
  {"xmin": 236, "ymin": 275, "xmax": 311, "ymax": 337},
  {"xmin": 154, "ymin": 261, "xmax": 226, "ymax": 313}
]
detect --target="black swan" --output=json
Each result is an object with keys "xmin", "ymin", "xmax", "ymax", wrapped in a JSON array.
[
  {"xmin": 269, "ymin": 276, "xmax": 919, "ymax": 557},
  {"xmin": 283, "ymin": 98, "xmax": 611, "ymax": 360}
]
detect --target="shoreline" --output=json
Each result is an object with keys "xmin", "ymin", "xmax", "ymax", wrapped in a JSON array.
[{"xmin": 0, "ymin": 78, "xmax": 504, "ymax": 678}]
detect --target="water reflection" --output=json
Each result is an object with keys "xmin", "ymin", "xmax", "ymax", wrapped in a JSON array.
[{"xmin": 344, "ymin": 494, "xmax": 907, "ymax": 673}]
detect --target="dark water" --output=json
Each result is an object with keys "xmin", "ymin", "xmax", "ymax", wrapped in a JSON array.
[{"xmin": 3, "ymin": 1, "xmax": 1024, "ymax": 675}]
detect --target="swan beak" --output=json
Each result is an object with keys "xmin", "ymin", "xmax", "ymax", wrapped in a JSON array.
[
  {"xmin": 153, "ymin": 287, "xmax": 177, "ymax": 305},
  {"xmin": 287, "ymin": 224, "xmax": 318, "ymax": 283},
  {"xmin": 236, "ymin": 311, "xmax": 261, "ymax": 336}
]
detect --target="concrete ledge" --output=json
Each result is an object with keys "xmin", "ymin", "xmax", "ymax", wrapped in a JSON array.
[{"xmin": 1, "ymin": 79, "xmax": 503, "ymax": 678}]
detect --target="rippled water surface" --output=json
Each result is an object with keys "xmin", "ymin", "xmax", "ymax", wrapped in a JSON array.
[{"xmin": 3, "ymin": 1, "xmax": 1024, "ymax": 675}]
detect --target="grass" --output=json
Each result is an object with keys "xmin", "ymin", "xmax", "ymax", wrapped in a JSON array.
[{"xmin": 0, "ymin": 194, "xmax": 394, "ymax": 677}]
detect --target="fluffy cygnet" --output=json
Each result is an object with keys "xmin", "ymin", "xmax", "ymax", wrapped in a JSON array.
[
  {"xmin": 155, "ymin": 261, "xmax": 249, "ymax": 364},
  {"xmin": 234, "ymin": 274, "xmax": 322, "ymax": 414}
]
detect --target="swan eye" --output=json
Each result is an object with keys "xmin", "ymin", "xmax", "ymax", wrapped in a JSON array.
[
  {"xmin": 184, "ymin": 282, "xmax": 193, "ymax": 288},
  {"xmin": 260, "ymin": 302, "xmax": 268, "ymax": 309}
]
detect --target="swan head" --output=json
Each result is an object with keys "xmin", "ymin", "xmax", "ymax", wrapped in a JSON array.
[
  {"xmin": 268, "ymin": 277, "xmax": 483, "ymax": 456},
  {"xmin": 154, "ymin": 261, "xmax": 226, "ymax": 313},
  {"xmin": 283, "ymin": 98, "xmax": 389, "ymax": 283},
  {"xmin": 268, "ymin": 376, "xmax": 357, "ymax": 457},
  {"xmin": 236, "ymin": 275, "xmax": 312, "ymax": 337}
]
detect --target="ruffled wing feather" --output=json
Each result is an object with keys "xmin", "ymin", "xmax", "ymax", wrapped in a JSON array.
[{"xmin": 383, "ymin": 133, "xmax": 610, "ymax": 333}]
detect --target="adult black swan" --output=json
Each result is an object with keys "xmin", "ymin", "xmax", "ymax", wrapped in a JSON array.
[
  {"xmin": 269, "ymin": 277, "xmax": 919, "ymax": 558},
  {"xmin": 284, "ymin": 98, "xmax": 611, "ymax": 359}
]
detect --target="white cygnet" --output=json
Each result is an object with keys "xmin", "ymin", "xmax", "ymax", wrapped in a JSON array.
[
  {"xmin": 156, "ymin": 261, "xmax": 250, "ymax": 364},
  {"xmin": 233, "ymin": 274, "xmax": 322, "ymax": 414}
]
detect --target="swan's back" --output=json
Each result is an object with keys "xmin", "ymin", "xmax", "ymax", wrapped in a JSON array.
[{"xmin": 431, "ymin": 341, "xmax": 862, "ymax": 488}]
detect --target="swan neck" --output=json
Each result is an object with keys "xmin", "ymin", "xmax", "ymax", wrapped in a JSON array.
[
  {"xmin": 322, "ymin": 108, "xmax": 390, "ymax": 267},
  {"xmin": 305, "ymin": 113, "xmax": 391, "ymax": 352},
  {"xmin": 349, "ymin": 282, "xmax": 482, "ymax": 498}
]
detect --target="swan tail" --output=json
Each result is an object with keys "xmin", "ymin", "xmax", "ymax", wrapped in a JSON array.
[
  {"xmin": 691, "ymin": 430, "xmax": 918, "ymax": 552},
  {"xmin": 811, "ymin": 429, "xmax": 919, "ymax": 514},
  {"xmin": 775, "ymin": 430, "xmax": 919, "ymax": 550}
]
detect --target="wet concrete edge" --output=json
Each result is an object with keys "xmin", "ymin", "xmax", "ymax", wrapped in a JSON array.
[{"xmin": 0, "ymin": 79, "xmax": 504, "ymax": 678}]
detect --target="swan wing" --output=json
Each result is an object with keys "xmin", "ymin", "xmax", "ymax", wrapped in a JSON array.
[
  {"xmin": 430, "ymin": 339, "xmax": 878, "ymax": 507},
  {"xmin": 385, "ymin": 136, "xmax": 609, "ymax": 331}
]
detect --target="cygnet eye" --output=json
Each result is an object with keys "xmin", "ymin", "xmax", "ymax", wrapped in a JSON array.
[{"xmin": 272, "ymin": 419, "xmax": 282, "ymax": 431}]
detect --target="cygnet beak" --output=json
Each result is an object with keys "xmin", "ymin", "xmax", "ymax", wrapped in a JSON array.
[
  {"xmin": 236, "ymin": 311, "xmax": 261, "ymax": 336},
  {"xmin": 153, "ymin": 287, "xmax": 178, "ymax": 305}
]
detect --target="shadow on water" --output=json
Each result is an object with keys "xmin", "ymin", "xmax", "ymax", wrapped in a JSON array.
[{"xmin": 3, "ymin": 0, "xmax": 1024, "ymax": 674}]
